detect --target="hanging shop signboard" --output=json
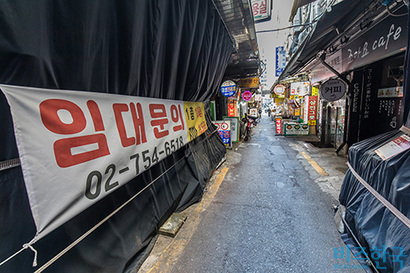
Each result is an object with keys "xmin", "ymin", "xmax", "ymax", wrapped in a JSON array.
[
  {"xmin": 342, "ymin": 15, "xmax": 407, "ymax": 72},
  {"xmin": 290, "ymin": 81, "xmax": 310, "ymax": 96},
  {"xmin": 1, "ymin": 85, "xmax": 208, "ymax": 240},
  {"xmin": 213, "ymin": 120, "xmax": 231, "ymax": 147},
  {"xmin": 221, "ymin": 80, "xmax": 237, "ymax": 97},
  {"xmin": 320, "ymin": 79, "xmax": 346, "ymax": 101},
  {"xmin": 252, "ymin": 0, "xmax": 271, "ymax": 22},
  {"xmin": 273, "ymin": 84, "xmax": 286, "ymax": 96},
  {"xmin": 227, "ymin": 99, "xmax": 238, "ymax": 117},
  {"xmin": 242, "ymin": 90, "xmax": 253, "ymax": 101},
  {"xmin": 312, "ymin": 86, "xmax": 319, "ymax": 96},
  {"xmin": 276, "ymin": 46, "xmax": 286, "ymax": 77},
  {"xmin": 238, "ymin": 77, "xmax": 259, "ymax": 88},
  {"xmin": 304, "ymin": 96, "xmax": 318, "ymax": 125},
  {"xmin": 310, "ymin": 50, "xmax": 343, "ymax": 83}
]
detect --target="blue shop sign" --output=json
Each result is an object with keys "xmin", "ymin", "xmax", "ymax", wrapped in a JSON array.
[{"xmin": 221, "ymin": 80, "xmax": 237, "ymax": 97}]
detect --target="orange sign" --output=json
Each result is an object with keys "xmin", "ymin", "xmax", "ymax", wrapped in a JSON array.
[{"xmin": 227, "ymin": 99, "xmax": 238, "ymax": 117}]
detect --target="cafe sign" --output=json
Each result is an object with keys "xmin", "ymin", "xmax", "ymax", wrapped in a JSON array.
[
  {"xmin": 342, "ymin": 15, "xmax": 407, "ymax": 72},
  {"xmin": 320, "ymin": 79, "xmax": 346, "ymax": 101}
]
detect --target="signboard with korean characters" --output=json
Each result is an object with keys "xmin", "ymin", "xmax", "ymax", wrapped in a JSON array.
[
  {"xmin": 242, "ymin": 90, "xmax": 253, "ymax": 101},
  {"xmin": 0, "ymin": 84, "xmax": 208, "ymax": 240},
  {"xmin": 320, "ymin": 79, "xmax": 346, "ymax": 101},
  {"xmin": 221, "ymin": 80, "xmax": 237, "ymax": 97},
  {"xmin": 238, "ymin": 77, "xmax": 259, "ymax": 88},
  {"xmin": 227, "ymin": 99, "xmax": 238, "ymax": 117},
  {"xmin": 212, "ymin": 120, "xmax": 231, "ymax": 147},
  {"xmin": 303, "ymin": 96, "xmax": 318, "ymax": 125},
  {"xmin": 275, "ymin": 117, "xmax": 283, "ymax": 135},
  {"xmin": 273, "ymin": 84, "xmax": 286, "ymax": 98},
  {"xmin": 342, "ymin": 15, "xmax": 407, "ymax": 72},
  {"xmin": 290, "ymin": 81, "xmax": 310, "ymax": 97},
  {"xmin": 251, "ymin": 0, "xmax": 271, "ymax": 22},
  {"xmin": 276, "ymin": 46, "xmax": 286, "ymax": 77}
]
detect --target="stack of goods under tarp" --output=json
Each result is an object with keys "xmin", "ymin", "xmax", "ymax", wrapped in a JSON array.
[{"xmin": 339, "ymin": 127, "xmax": 410, "ymax": 273}]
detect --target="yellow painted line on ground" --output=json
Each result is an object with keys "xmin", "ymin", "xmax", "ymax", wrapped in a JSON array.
[
  {"xmin": 147, "ymin": 167, "xmax": 229, "ymax": 273},
  {"xmin": 196, "ymin": 167, "xmax": 229, "ymax": 212},
  {"xmin": 300, "ymin": 151, "xmax": 329, "ymax": 176}
]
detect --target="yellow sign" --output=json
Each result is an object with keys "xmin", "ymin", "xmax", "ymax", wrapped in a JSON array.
[
  {"xmin": 238, "ymin": 77, "xmax": 259, "ymax": 88},
  {"xmin": 183, "ymin": 102, "xmax": 208, "ymax": 141},
  {"xmin": 308, "ymin": 120, "xmax": 316, "ymax": 126},
  {"xmin": 312, "ymin": 86, "xmax": 319, "ymax": 96},
  {"xmin": 294, "ymin": 108, "xmax": 301, "ymax": 116}
]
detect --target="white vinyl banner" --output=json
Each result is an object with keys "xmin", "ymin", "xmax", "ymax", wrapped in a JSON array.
[{"xmin": 1, "ymin": 85, "xmax": 208, "ymax": 240}]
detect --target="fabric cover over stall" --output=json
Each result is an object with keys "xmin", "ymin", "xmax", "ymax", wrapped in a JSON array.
[
  {"xmin": 339, "ymin": 6, "xmax": 410, "ymax": 273},
  {"xmin": 339, "ymin": 129, "xmax": 410, "ymax": 272},
  {"xmin": 0, "ymin": 0, "xmax": 231, "ymax": 272}
]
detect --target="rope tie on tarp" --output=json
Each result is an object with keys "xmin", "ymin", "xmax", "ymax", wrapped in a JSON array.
[
  {"xmin": 23, "ymin": 243, "xmax": 38, "ymax": 267},
  {"xmin": 0, "ymin": 238, "xmax": 38, "ymax": 268},
  {"xmin": 347, "ymin": 162, "xmax": 410, "ymax": 229}
]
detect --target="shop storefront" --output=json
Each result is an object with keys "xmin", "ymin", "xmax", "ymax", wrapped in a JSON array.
[{"xmin": 299, "ymin": 12, "xmax": 407, "ymax": 151}]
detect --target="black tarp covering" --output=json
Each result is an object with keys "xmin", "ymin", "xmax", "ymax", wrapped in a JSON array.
[
  {"xmin": 403, "ymin": 6, "xmax": 410, "ymax": 127},
  {"xmin": 0, "ymin": 1, "xmax": 231, "ymax": 272},
  {"xmin": 339, "ymin": 130, "xmax": 410, "ymax": 273}
]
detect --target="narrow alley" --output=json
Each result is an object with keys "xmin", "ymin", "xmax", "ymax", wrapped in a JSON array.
[{"xmin": 139, "ymin": 115, "xmax": 365, "ymax": 273}]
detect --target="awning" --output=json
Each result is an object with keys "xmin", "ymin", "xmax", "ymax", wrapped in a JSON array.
[
  {"xmin": 289, "ymin": 0, "xmax": 317, "ymax": 22},
  {"xmin": 278, "ymin": 0, "xmax": 377, "ymax": 83},
  {"xmin": 213, "ymin": 0, "xmax": 260, "ymax": 79}
]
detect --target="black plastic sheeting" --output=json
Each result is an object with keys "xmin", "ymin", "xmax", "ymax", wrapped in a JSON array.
[
  {"xmin": 339, "ymin": 130, "xmax": 410, "ymax": 273},
  {"xmin": 0, "ymin": 0, "xmax": 231, "ymax": 272},
  {"xmin": 403, "ymin": 6, "xmax": 410, "ymax": 127}
]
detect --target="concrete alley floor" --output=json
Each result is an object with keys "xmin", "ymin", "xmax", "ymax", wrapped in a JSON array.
[{"xmin": 138, "ymin": 114, "xmax": 365, "ymax": 273}]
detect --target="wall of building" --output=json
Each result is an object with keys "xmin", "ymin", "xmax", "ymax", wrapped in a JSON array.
[{"xmin": 255, "ymin": 0, "xmax": 294, "ymax": 91}]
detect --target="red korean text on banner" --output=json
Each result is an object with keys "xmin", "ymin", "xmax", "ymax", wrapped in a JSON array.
[
  {"xmin": 1, "ymin": 84, "xmax": 209, "ymax": 240},
  {"xmin": 40, "ymin": 99, "xmax": 110, "ymax": 168},
  {"xmin": 113, "ymin": 102, "xmax": 147, "ymax": 147}
]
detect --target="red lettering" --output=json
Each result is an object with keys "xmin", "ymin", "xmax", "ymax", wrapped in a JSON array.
[
  {"xmin": 54, "ymin": 134, "xmax": 110, "ymax": 168},
  {"xmin": 40, "ymin": 99, "xmax": 86, "ymax": 134},
  {"xmin": 113, "ymin": 103, "xmax": 135, "ymax": 147},
  {"xmin": 87, "ymin": 100, "xmax": 105, "ymax": 132},
  {"xmin": 149, "ymin": 104, "xmax": 169, "ymax": 139},
  {"xmin": 195, "ymin": 106, "xmax": 203, "ymax": 118},
  {"xmin": 171, "ymin": 104, "xmax": 185, "ymax": 132},
  {"xmin": 130, "ymin": 102, "xmax": 147, "ymax": 145}
]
